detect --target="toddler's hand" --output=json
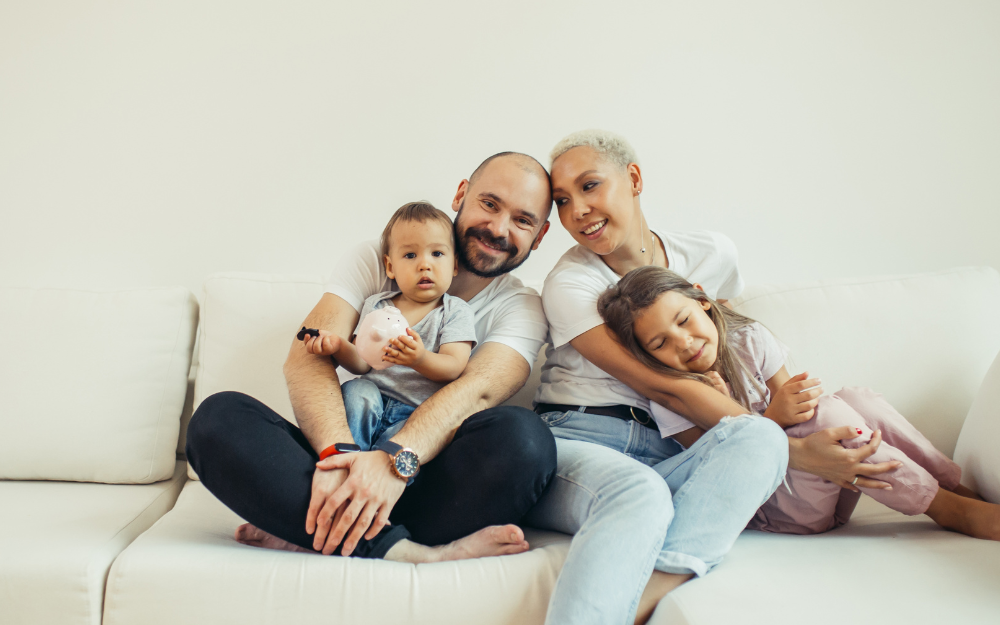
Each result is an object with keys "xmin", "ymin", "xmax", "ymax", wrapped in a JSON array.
[
  {"xmin": 383, "ymin": 328, "xmax": 426, "ymax": 368},
  {"xmin": 705, "ymin": 371, "xmax": 731, "ymax": 397},
  {"xmin": 302, "ymin": 330, "xmax": 342, "ymax": 357},
  {"xmin": 764, "ymin": 372, "xmax": 823, "ymax": 428}
]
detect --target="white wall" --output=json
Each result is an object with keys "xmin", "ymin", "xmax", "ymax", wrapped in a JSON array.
[{"xmin": 2, "ymin": 1, "xmax": 998, "ymax": 298}]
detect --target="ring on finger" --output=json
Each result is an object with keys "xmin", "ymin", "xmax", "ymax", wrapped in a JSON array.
[{"xmin": 851, "ymin": 476, "xmax": 859, "ymax": 486}]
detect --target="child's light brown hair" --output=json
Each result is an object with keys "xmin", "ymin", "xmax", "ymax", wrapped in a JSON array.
[
  {"xmin": 597, "ymin": 265, "xmax": 764, "ymax": 412},
  {"xmin": 380, "ymin": 201, "xmax": 456, "ymax": 259}
]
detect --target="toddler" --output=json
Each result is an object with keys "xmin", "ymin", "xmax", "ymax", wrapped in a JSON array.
[
  {"xmin": 312, "ymin": 202, "xmax": 477, "ymax": 453},
  {"xmin": 597, "ymin": 265, "xmax": 1000, "ymax": 540}
]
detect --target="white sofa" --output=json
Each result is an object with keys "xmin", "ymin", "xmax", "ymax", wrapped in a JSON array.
[
  {"xmin": 0, "ymin": 286, "xmax": 197, "ymax": 625},
  {"xmin": 4, "ymin": 267, "xmax": 1000, "ymax": 625}
]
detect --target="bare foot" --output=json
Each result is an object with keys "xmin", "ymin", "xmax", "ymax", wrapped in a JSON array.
[
  {"xmin": 434, "ymin": 525, "xmax": 530, "ymax": 561},
  {"xmin": 235, "ymin": 523, "xmax": 312, "ymax": 553},
  {"xmin": 925, "ymin": 489, "xmax": 1000, "ymax": 540},
  {"xmin": 384, "ymin": 525, "xmax": 530, "ymax": 563}
]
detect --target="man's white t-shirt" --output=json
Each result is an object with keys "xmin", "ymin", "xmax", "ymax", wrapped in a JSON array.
[
  {"xmin": 535, "ymin": 229, "xmax": 745, "ymax": 413},
  {"xmin": 326, "ymin": 240, "xmax": 548, "ymax": 371}
]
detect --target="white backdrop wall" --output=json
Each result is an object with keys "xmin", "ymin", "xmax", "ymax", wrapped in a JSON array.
[{"xmin": 2, "ymin": 1, "xmax": 999, "ymax": 298}]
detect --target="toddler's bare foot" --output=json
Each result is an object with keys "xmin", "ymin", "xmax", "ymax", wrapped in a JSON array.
[
  {"xmin": 434, "ymin": 525, "xmax": 530, "ymax": 561},
  {"xmin": 235, "ymin": 523, "xmax": 312, "ymax": 553}
]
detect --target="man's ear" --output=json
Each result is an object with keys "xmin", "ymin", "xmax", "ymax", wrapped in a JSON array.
[
  {"xmin": 530, "ymin": 221, "xmax": 551, "ymax": 251},
  {"xmin": 628, "ymin": 163, "xmax": 643, "ymax": 196},
  {"xmin": 384, "ymin": 255, "xmax": 395, "ymax": 280},
  {"xmin": 452, "ymin": 179, "xmax": 470, "ymax": 213},
  {"xmin": 452, "ymin": 255, "xmax": 458, "ymax": 277}
]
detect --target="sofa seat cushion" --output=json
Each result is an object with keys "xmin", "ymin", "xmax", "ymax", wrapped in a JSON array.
[
  {"xmin": 103, "ymin": 481, "xmax": 570, "ymax": 625},
  {"xmin": 651, "ymin": 496, "xmax": 1000, "ymax": 625},
  {"xmin": 0, "ymin": 461, "xmax": 186, "ymax": 625}
]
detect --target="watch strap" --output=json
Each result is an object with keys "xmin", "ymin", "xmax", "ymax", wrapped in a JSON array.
[{"xmin": 376, "ymin": 440, "xmax": 404, "ymax": 457}]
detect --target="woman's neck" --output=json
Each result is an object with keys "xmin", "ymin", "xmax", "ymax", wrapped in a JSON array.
[{"xmin": 601, "ymin": 212, "xmax": 667, "ymax": 277}]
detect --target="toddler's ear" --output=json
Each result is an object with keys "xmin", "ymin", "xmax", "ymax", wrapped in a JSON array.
[{"xmin": 384, "ymin": 255, "xmax": 395, "ymax": 280}]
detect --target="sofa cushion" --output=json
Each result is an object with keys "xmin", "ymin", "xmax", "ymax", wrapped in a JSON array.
[
  {"xmin": 650, "ymin": 497, "xmax": 1000, "ymax": 625},
  {"xmin": 954, "ymin": 349, "xmax": 1000, "ymax": 503},
  {"xmin": 0, "ymin": 286, "xmax": 197, "ymax": 483},
  {"xmin": 102, "ymin": 480, "xmax": 569, "ymax": 625},
  {"xmin": 190, "ymin": 273, "xmax": 325, "ymax": 479},
  {"xmin": 0, "ymin": 462, "xmax": 187, "ymax": 625},
  {"xmin": 730, "ymin": 267, "xmax": 1000, "ymax": 456}
]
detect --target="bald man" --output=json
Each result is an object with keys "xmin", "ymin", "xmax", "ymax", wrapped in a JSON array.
[{"xmin": 187, "ymin": 152, "xmax": 558, "ymax": 563}]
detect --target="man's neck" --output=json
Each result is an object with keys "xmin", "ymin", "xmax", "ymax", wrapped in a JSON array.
[{"xmin": 448, "ymin": 268, "xmax": 496, "ymax": 302}]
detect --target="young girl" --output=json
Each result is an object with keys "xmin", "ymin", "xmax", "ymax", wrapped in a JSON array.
[{"xmin": 597, "ymin": 265, "xmax": 1000, "ymax": 540}]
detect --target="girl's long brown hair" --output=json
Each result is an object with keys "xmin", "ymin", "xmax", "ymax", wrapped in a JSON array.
[{"xmin": 597, "ymin": 266, "xmax": 764, "ymax": 412}]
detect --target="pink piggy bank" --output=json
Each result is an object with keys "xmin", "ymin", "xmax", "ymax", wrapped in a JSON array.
[{"xmin": 355, "ymin": 305, "xmax": 410, "ymax": 370}]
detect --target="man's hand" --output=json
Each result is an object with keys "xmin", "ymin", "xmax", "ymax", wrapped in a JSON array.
[
  {"xmin": 705, "ymin": 371, "xmax": 730, "ymax": 397},
  {"xmin": 309, "ymin": 451, "xmax": 407, "ymax": 556},
  {"xmin": 302, "ymin": 330, "xmax": 342, "ymax": 356},
  {"xmin": 763, "ymin": 372, "xmax": 822, "ymax": 428},
  {"xmin": 383, "ymin": 328, "xmax": 427, "ymax": 368},
  {"xmin": 790, "ymin": 426, "xmax": 903, "ymax": 491}
]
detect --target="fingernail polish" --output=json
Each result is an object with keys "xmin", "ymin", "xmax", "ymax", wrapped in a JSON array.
[{"xmin": 856, "ymin": 428, "xmax": 862, "ymax": 435}]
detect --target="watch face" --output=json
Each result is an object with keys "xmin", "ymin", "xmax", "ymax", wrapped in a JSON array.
[{"xmin": 394, "ymin": 450, "xmax": 419, "ymax": 478}]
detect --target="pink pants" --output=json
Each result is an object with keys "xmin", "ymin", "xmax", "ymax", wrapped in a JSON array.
[{"xmin": 746, "ymin": 387, "xmax": 961, "ymax": 535}]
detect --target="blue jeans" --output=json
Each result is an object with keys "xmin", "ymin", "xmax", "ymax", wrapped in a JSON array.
[
  {"xmin": 523, "ymin": 410, "xmax": 788, "ymax": 625},
  {"xmin": 342, "ymin": 378, "xmax": 415, "ymax": 450}
]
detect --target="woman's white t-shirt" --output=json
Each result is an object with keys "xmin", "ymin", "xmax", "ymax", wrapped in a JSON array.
[{"xmin": 534, "ymin": 228, "xmax": 745, "ymax": 415}]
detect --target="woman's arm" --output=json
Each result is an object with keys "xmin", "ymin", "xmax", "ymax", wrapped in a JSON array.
[{"xmin": 571, "ymin": 324, "xmax": 900, "ymax": 488}]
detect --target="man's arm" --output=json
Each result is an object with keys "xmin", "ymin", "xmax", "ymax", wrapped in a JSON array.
[
  {"xmin": 284, "ymin": 293, "xmax": 360, "ymax": 450},
  {"xmin": 393, "ymin": 341, "xmax": 529, "ymax": 459}
]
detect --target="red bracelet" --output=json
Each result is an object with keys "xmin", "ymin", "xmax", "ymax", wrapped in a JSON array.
[{"xmin": 318, "ymin": 444, "xmax": 341, "ymax": 461}]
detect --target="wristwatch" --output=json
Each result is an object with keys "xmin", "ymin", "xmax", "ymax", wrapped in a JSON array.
[{"xmin": 376, "ymin": 440, "xmax": 419, "ymax": 483}]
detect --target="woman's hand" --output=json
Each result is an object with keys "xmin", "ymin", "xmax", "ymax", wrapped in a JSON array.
[
  {"xmin": 705, "ymin": 371, "xmax": 731, "ymax": 397},
  {"xmin": 789, "ymin": 426, "xmax": 902, "ymax": 491},
  {"xmin": 763, "ymin": 372, "xmax": 822, "ymax": 428}
]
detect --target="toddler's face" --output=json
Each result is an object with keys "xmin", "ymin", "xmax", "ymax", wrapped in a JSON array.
[
  {"xmin": 385, "ymin": 219, "xmax": 458, "ymax": 303},
  {"xmin": 632, "ymin": 290, "xmax": 719, "ymax": 373}
]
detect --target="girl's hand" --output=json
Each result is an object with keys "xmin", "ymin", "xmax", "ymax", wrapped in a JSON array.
[
  {"xmin": 705, "ymin": 371, "xmax": 731, "ymax": 397},
  {"xmin": 383, "ymin": 328, "xmax": 426, "ymax": 368},
  {"xmin": 303, "ymin": 330, "xmax": 342, "ymax": 357},
  {"xmin": 763, "ymin": 372, "xmax": 823, "ymax": 428}
]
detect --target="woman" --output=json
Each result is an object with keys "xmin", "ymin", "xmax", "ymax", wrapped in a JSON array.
[{"xmin": 523, "ymin": 130, "xmax": 900, "ymax": 625}]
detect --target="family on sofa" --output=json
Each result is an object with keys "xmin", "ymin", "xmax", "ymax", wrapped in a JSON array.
[{"xmin": 185, "ymin": 130, "xmax": 1000, "ymax": 625}]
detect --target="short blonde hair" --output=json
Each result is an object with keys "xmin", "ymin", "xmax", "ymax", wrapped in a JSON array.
[{"xmin": 550, "ymin": 129, "xmax": 639, "ymax": 170}]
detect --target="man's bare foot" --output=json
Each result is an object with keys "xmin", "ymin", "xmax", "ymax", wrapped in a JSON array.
[
  {"xmin": 235, "ymin": 523, "xmax": 312, "ymax": 553},
  {"xmin": 925, "ymin": 488, "xmax": 1000, "ymax": 540},
  {"xmin": 434, "ymin": 525, "xmax": 530, "ymax": 561},
  {"xmin": 384, "ymin": 525, "xmax": 530, "ymax": 564}
]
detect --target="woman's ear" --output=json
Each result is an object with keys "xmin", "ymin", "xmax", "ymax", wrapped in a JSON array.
[
  {"xmin": 628, "ymin": 163, "xmax": 643, "ymax": 196},
  {"xmin": 384, "ymin": 255, "xmax": 395, "ymax": 280}
]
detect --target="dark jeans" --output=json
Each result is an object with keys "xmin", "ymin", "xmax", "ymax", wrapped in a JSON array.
[{"xmin": 186, "ymin": 391, "xmax": 557, "ymax": 559}]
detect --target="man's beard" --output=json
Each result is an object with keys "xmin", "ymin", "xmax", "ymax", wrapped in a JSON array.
[{"xmin": 454, "ymin": 204, "xmax": 532, "ymax": 279}]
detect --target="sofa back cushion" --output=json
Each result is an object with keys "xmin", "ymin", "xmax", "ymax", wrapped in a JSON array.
[
  {"xmin": 954, "ymin": 349, "xmax": 1000, "ymax": 502},
  {"xmin": 730, "ymin": 267, "xmax": 1000, "ymax": 456},
  {"xmin": 0, "ymin": 286, "xmax": 197, "ymax": 483}
]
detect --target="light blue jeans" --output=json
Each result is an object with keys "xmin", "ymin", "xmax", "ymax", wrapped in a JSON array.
[
  {"xmin": 523, "ymin": 410, "xmax": 788, "ymax": 625},
  {"xmin": 341, "ymin": 378, "xmax": 414, "ymax": 451}
]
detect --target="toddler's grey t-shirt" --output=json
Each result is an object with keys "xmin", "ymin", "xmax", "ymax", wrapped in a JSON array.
[{"xmin": 353, "ymin": 291, "xmax": 478, "ymax": 406}]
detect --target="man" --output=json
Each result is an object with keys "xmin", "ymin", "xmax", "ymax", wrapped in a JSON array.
[{"xmin": 186, "ymin": 152, "xmax": 557, "ymax": 563}]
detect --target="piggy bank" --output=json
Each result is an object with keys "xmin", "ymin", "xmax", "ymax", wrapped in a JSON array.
[{"xmin": 355, "ymin": 305, "xmax": 410, "ymax": 370}]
